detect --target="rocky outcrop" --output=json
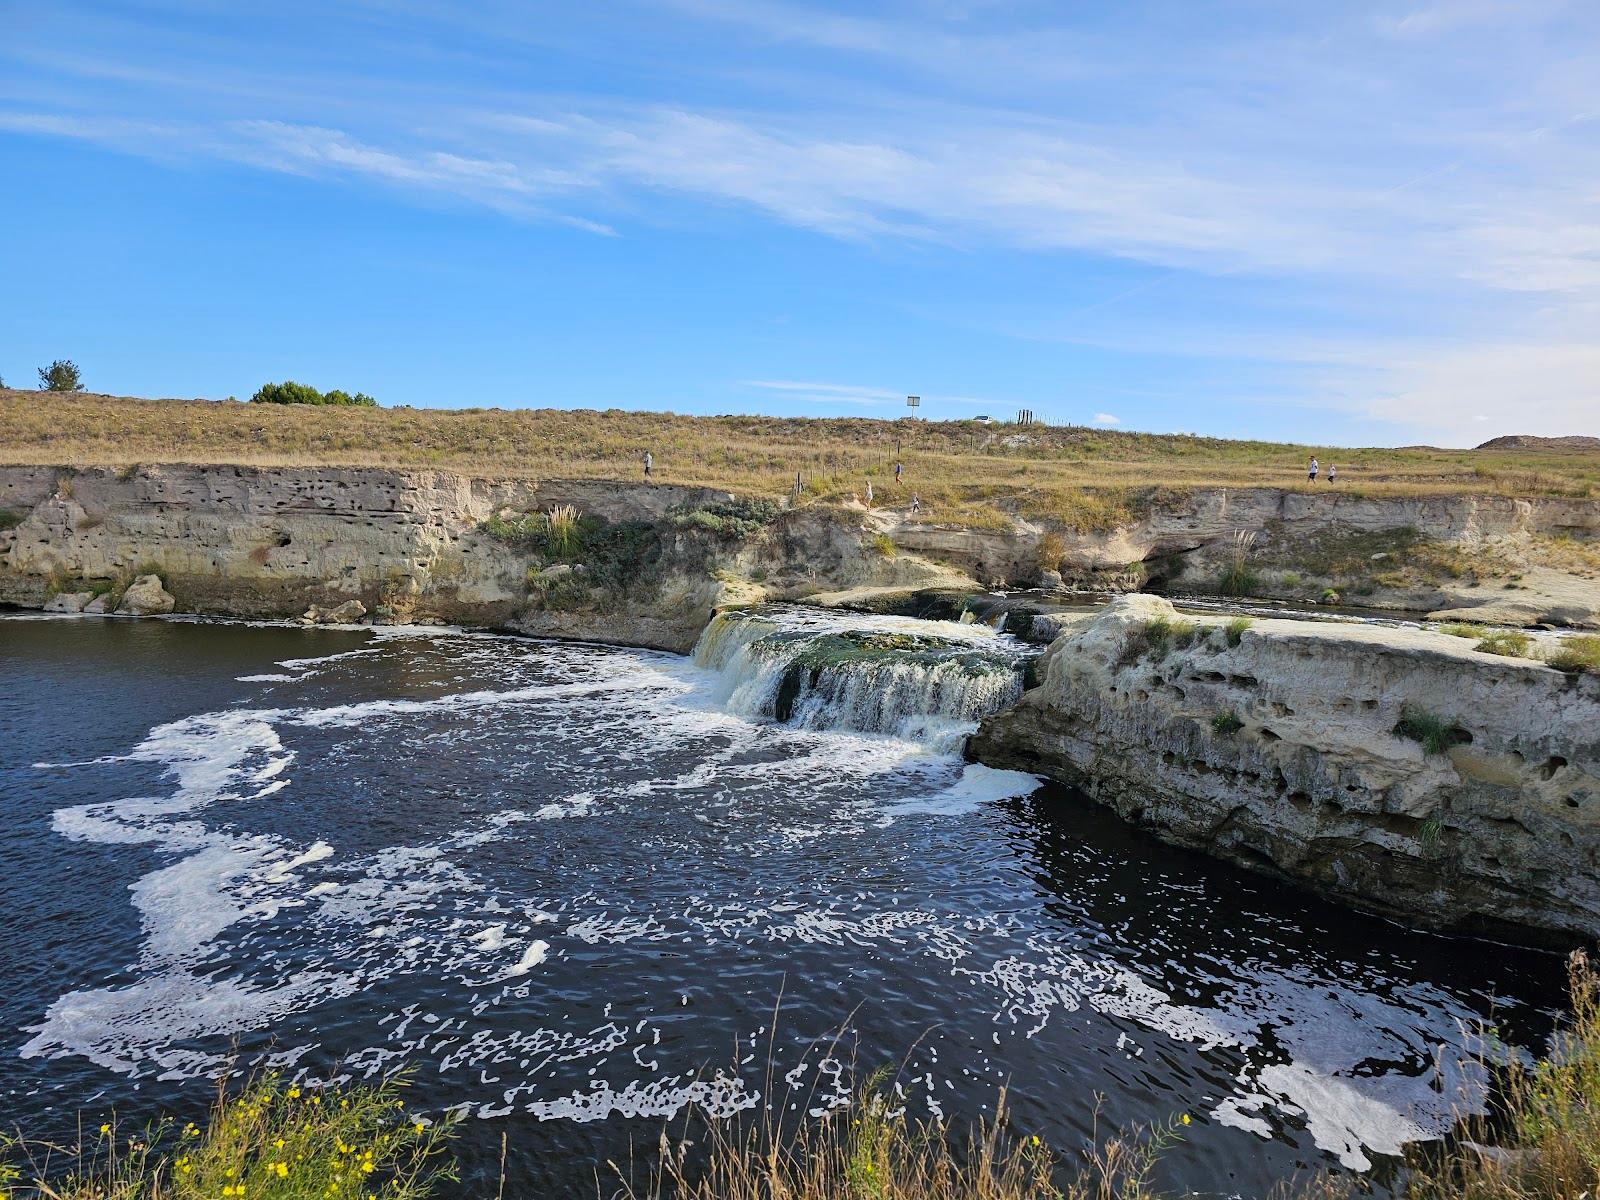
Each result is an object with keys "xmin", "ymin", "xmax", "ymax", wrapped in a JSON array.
[
  {"xmin": 43, "ymin": 590, "xmax": 95, "ymax": 613},
  {"xmin": 116, "ymin": 574, "xmax": 176, "ymax": 615},
  {"xmin": 969, "ymin": 594, "xmax": 1600, "ymax": 945},
  {"xmin": 872, "ymin": 489, "xmax": 1600, "ymax": 627},
  {"xmin": 0, "ymin": 465, "xmax": 954, "ymax": 652}
]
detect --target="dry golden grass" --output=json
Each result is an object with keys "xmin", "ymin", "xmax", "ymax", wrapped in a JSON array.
[{"xmin": 3, "ymin": 391, "xmax": 1598, "ymax": 531}]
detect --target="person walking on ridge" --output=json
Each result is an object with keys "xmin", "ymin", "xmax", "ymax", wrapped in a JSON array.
[
  {"xmin": 1328, "ymin": 463, "xmax": 1337, "ymax": 484},
  {"xmin": 909, "ymin": 493, "xmax": 921, "ymax": 515},
  {"xmin": 1308, "ymin": 456, "xmax": 1319, "ymax": 483},
  {"xmin": 865, "ymin": 480, "xmax": 874, "ymax": 506},
  {"xmin": 894, "ymin": 460, "xmax": 903, "ymax": 486},
  {"xmin": 643, "ymin": 450, "xmax": 653, "ymax": 479}
]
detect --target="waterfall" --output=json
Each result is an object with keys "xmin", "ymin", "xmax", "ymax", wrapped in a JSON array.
[{"xmin": 693, "ymin": 607, "xmax": 1032, "ymax": 751}]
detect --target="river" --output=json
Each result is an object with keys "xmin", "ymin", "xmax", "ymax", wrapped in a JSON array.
[{"xmin": 0, "ymin": 609, "xmax": 1565, "ymax": 1196}]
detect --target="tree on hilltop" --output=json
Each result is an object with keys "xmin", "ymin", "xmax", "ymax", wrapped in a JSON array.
[{"xmin": 38, "ymin": 360, "xmax": 84, "ymax": 392}]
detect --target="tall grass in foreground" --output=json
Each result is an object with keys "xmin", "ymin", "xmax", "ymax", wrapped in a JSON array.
[
  {"xmin": 618, "ymin": 1072, "xmax": 1184, "ymax": 1200},
  {"xmin": 13, "ymin": 956, "xmax": 1600, "ymax": 1199},
  {"xmin": 1389, "ymin": 951, "xmax": 1600, "ymax": 1200},
  {"xmin": 1, "ymin": 1074, "xmax": 456, "ymax": 1200}
]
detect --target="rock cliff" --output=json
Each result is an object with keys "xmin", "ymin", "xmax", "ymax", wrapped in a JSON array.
[
  {"xmin": 0, "ymin": 464, "xmax": 953, "ymax": 651},
  {"xmin": 969, "ymin": 594, "xmax": 1600, "ymax": 945}
]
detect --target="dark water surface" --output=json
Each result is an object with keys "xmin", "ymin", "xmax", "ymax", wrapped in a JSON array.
[{"xmin": 0, "ymin": 613, "xmax": 1565, "ymax": 1196}]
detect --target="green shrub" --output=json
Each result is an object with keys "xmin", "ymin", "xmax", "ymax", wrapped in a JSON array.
[
  {"xmin": 1224, "ymin": 616, "xmax": 1252, "ymax": 647},
  {"xmin": 871, "ymin": 532, "xmax": 897, "ymax": 558},
  {"xmin": 1475, "ymin": 630, "xmax": 1531, "ymax": 658},
  {"xmin": 668, "ymin": 496, "xmax": 781, "ymax": 539},
  {"xmin": 1120, "ymin": 615, "xmax": 1198, "ymax": 665},
  {"xmin": 1439, "ymin": 622, "xmax": 1488, "ymax": 639},
  {"xmin": 1211, "ymin": 710, "xmax": 1243, "ymax": 736},
  {"xmin": 1216, "ymin": 563, "xmax": 1260, "ymax": 596},
  {"xmin": 1394, "ymin": 704, "xmax": 1469, "ymax": 754},
  {"xmin": 251, "ymin": 381, "xmax": 376, "ymax": 406},
  {"xmin": 1549, "ymin": 634, "xmax": 1600, "ymax": 675}
]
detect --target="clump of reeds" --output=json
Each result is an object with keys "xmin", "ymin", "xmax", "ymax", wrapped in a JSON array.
[{"xmin": 617, "ymin": 1071, "xmax": 1185, "ymax": 1200}]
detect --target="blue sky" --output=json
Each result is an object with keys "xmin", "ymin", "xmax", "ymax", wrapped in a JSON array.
[{"xmin": 1, "ymin": 1, "xmax": 1597, "ymax": 446}]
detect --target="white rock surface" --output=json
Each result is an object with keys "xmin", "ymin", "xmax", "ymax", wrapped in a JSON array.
[
  {"xmin": 115, "ymin": 574, "xmax": 175, "ymax": 615},
  {"xmin": 971, "ymin": 594, "xmax": 1600, "ymax": 944},
  {"xmin": 43, "ymin": 590, "xmax": 94, "ymax": 613}
]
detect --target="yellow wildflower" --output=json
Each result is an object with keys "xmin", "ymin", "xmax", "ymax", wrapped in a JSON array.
[{"xmin": 1181, "ymin": 1113, "xmax": 1191, "ymax": 1126}]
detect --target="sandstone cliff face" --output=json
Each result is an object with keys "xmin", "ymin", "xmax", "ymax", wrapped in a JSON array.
[
  {"xmin": 0, "ymin": 465, "xmax": 952, "ymax": 651},
  {"xmin": 969, "ymin": 594, "xmax": 1600, "ymax": 945}
]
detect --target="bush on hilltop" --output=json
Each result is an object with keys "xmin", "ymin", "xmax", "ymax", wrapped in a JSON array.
[{"xmin": 251, "ymin": 381, "xmax": 376, "ymax": 406}]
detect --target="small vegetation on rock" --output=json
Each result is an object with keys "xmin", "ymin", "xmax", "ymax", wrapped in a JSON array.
[
  {"xmin": 1223, "ymin": 616, "xmax": 1252, "ymax": 647},
  {"xmin": 1394, "ymin": 704, "xmax": 1470, "ymax": 754},
  {"xmin": 1035, "ymin": 531, "xmax": 1065, "ymax": 573},
  {"xmin": 0, "ymin": 508, "xmax": 20, "ymax": 531},
  {"xmin": 1211, "ymin": 710, "xmax": 1243, "ymax": 736},
  {"xmin": 250, "ymin": 381, "xmax": 376, "ymax": 406},
  {"xmin": 1121, "ymin": 615, "xmax": 1199, "ymax": 665},
  {"xmin": 1439, "ymin": 622, "xmax": 1488, "ymax": 639},
  {"xmin": 870, "ymin": 532, "xmax": 897, "ymax": 558},
  {"xmin": 1475, "ymin": 630, "xmax": 1532, "ymax": 658},
  {"xmin": 1548, "ymin": 634, "xmax": 1600, "ymax": 676}
]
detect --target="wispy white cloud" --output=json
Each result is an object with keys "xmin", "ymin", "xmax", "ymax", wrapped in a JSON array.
[
  {"xmin": 743, "ymin": 379, "xmax": 903, "ymax": 405},
  {"xmin": 1091, "ymin": 412, "xmax": 1121, "ymax": 425}
]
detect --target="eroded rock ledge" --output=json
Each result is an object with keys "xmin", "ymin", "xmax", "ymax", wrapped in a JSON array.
[{"xmin": 968, "ymin": 594, "xmax": 1600, "ymax": 946}]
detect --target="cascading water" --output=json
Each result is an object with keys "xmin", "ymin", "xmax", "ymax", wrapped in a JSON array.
[{"xmin": 693, "ymin": 605, "xmax": 1035, "ymax": 750}]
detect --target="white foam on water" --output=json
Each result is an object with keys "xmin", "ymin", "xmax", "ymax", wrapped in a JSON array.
[
  {"xmin": 504, "ymin": 940, "xmax": 550, "ymax": 977},
  {"xmin": 267, "ymin": 841, "xmax": 334, "ymax": 881},
  {"xmin": 875, "ymin": 763, "xmax": 1042, "ymax": 823},
  {"xmin": 471, "ymin": 924, "xmax": 508, "ymax": 952}
]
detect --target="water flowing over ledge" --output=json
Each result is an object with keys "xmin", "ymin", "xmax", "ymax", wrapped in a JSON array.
[{"xmin": 693, "ymin": 606, "xmax": 1035, "ymax": 751}]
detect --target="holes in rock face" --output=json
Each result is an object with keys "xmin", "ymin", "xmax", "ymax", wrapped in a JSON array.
[
  {"xmin": 1160, "ymin": 751, "xmax": 1177, "ymax": 767},
  {"xmin": 1194, "ymin": 671, "xmax": 1227, "ymax": 684},
  {"xmin": 1271, "ymin": 702, "xmax": 1293, "ymax": 718},
  {"xmin": 1565, "ymin": 795, "xmax": 1582, "ymax": 809},
  {"xmin": 1361, "ymin": 699, "xmax": 1378, "ymax": 711},
  {"xmin": 1133, "ymin": 688, "xmax": 1150, "ymax": 703},
  {"xmin": 1260, "ymin": 727, "xmax": 1282, "ymax": 742},
  {"xmin": 1483, "ymin": 855, "xmax": 1503, "ymax": 869},
  {"xmin": 1542, "ymin": 757, "xmax": 1568, "ymax": 781},
  {"xmin": 1561, "ymin": 832, "xmax": 1575, "ymax": 849},
  {"xmin": 1229, "ymin": 675, "xmax": 1259, "ymax": 688},
  {"xmin": 274, "ymin": 532, "xmax": 292, "ymax": 547},
  {"xmin": 1286, "ymin": 791, "xmax": 1313, "ymax": 813},
  {"xmin": 1272, "ymin": 768, "xmax": 1289, "ymax": 793}
]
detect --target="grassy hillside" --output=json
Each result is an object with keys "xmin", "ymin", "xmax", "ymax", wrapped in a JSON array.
[{"xmin": 3, "ymin": 391, "xmax": 1596, "ymax": 529}]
